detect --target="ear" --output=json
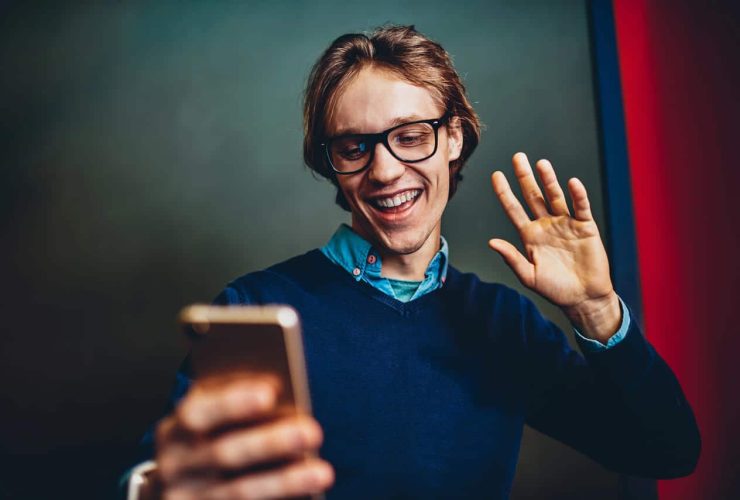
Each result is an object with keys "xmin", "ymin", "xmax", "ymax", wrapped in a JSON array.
[{"xmin": 446, "ymin": 116, "xmax": 463, "ymax": 162}]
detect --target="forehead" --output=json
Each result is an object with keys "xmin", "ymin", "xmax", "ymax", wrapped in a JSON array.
[{"xmin": 328, "ymin": 66, "xmax": 443, "ymax": 136}]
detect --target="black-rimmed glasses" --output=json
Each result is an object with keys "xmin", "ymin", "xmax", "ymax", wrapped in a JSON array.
[{"xmin": 321, "ymin": 114, "xmax": 449, "ymax": 175}]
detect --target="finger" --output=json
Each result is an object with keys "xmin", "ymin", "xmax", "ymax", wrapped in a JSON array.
[
  {"xmin": 567, "ymin": 177, "xmax": 593, "ymax": 221},
  {"xmin": 160, "ymin": 476, "xmax": 216, "ymax": 499},
  {"xmin": 176, "ymin": 377, "xmax": 279, "ymax": 434},
  {"xmin": 491, "ymin": 171, "xmax": 530, "ymax": 230},
  {"xmin": 202, "ymin": 458, "xmax": 335, "ymax": 500},
  {"xmin": 156, "ymin": 412, "xmax": 182, "ymax": 447},
  {"xmin": 488, "ymin": 238, "xmax": 535, "ymax": 288},
  {"xmin": 535, "ymin": 159, "xmax": 570, "ymax": 216},
  {"xmin": 156, "ymin": 415, "xmax": 200, "ymax": 484},
  {"xmin": 512, "ymin": 152, "xmax": 549, "ymax": 218},
  {"xmin": 176, "ymin": 415, "xmax": 323, "ymax": 474},
  {"xmin": 155, "ymin": 415, "xmax": 198, "ymax": 483}
]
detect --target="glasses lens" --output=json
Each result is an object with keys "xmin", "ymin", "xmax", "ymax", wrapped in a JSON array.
[
  {"xmin": 329, "ymin": 136, "xmax": 370, "ymax": 173},
  {"xmin": 388, "ymin": 122, "xmax": 436, "ymax": 161}
]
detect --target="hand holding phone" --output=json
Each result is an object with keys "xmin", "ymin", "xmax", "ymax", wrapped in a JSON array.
[{"xmin": 152, "ymin": 306, "xmax": 334, "ymax": 500}]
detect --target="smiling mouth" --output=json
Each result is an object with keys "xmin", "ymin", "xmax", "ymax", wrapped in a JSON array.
[{"xmin": 369, "ymin": 189, "xmax": 422, "ymax": 212}]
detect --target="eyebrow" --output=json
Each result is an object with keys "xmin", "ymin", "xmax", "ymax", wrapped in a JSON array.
[{"xmin": 330, "ymin": 114, "xmax": 428, "ymax": 137}]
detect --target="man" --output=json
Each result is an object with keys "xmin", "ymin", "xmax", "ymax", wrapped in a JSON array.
[{"xmin": 129, "ymin": 25, "xmax": 699, "ymax": 499}]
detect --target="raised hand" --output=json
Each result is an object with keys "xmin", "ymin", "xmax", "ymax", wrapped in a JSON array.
[{"xmin": 488, "ymin": 152, "xmax": 620, "ymax": 341}]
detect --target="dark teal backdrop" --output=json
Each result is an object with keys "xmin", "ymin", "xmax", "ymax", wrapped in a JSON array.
[{"xmin": 1, "ymin": 2, "xmax": 615, "ymax": 498}]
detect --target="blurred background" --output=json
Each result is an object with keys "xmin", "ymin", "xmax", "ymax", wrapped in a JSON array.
[{"xmin": 0, "ymin": 1, "xmax": 737, "ymax": 499}]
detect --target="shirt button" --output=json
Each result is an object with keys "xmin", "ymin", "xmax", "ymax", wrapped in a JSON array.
[
  {"xmin": 367, "ymin": 254, "xmax": 377, "ymax": 264},
  {"xmin": 352, "ymin": 267, "xmax": 361, "ymax": 276}
]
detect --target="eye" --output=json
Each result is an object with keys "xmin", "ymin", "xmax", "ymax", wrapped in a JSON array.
[
  {"xmin": 391, "ymin": 124, "xmax": 433, "ymax": 148},
  {"xmin": 394, "ymin": 132, "xmax": 429, "ymax": 146},
  {"xmin": 333, "ymin": 137, "xmax": 369, "ymax": 161}
]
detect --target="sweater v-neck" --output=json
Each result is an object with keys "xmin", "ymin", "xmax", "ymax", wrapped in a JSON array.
[{"xmin": 304, "ymin": 249, "xmax": 457, "ymax": 316}]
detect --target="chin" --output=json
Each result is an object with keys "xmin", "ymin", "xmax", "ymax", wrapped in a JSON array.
[
  {"xmin": 350, "ymin": 197, "xmax": 440, "ymax": 257},
  {"xmin": 375, "ymin": 227, "xmax": 432, "ymax": 255}
]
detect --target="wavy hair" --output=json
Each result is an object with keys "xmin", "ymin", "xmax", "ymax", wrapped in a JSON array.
[{"xmin": 303, "ymin": 25, "xmax": 481, "ymax": 210}]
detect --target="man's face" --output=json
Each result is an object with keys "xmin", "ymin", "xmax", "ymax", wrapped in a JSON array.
[{"xmin": 328, "ymin": 67, "xmax": 463, "ymax": 257}]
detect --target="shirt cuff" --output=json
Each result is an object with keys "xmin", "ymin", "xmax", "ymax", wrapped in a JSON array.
[
  {"xmin": 573, "ymin": 296, "xmax": 630, "ymax": 352},
  {"xmin": 122, "ymin": 460, "xmax": 157, "ymax": 500}
]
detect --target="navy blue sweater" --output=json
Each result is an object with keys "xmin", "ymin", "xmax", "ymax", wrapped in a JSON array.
[{"xmin": 148, "ymin": 249, "xmax": 699, "ymax": 498}]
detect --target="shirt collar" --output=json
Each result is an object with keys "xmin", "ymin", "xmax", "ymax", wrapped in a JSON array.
[{"xmin": 320, "ymin": 223, "xmax": 449, "ymax": 284}]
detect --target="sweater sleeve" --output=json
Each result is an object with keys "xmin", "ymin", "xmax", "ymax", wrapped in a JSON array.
[{"xmin": 520, "ymin": 295, "xmax": 700, "ymax": 478}]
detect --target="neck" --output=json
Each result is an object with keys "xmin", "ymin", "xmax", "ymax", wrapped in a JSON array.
[{"xmin": 380, "ymin": 248, "xmax": 436, "ymax": 281}]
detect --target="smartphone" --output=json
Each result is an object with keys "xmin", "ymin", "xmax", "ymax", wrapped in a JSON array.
[
  {"xmin": 178, "ymin": 304, "xmax": 313, "ymax": 416},
  {"xmin": 127, "ymin": 305, "xmax": 318, "ymax": 500}
]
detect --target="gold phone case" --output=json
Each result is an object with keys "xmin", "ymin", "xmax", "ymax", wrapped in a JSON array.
[{"xmin": 179, "ymin": 304, "xmax": 313, "ymax": 415}]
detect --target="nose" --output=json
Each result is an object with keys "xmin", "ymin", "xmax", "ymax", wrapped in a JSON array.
[{"xmin": 366, "ymin": 141, "xmax": 405, "ymax": 185}]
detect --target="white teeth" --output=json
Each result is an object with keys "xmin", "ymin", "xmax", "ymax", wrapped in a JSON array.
[{"xmin": 374, "ymin": 189, "xmax": 420, "ymax": 208}]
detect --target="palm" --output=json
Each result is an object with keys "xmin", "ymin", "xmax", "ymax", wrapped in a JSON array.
[{"xmin": 489, "ymin": 153, "xmax": 613, "ymax": 309}]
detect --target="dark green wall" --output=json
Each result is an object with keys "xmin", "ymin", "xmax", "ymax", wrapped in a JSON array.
[{"xmin": 0, "ymin": 1, "xmax": 616, "ymax": 498}]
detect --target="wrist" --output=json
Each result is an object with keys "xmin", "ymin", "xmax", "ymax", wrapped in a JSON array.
[{"xmin": 563, "ymin": 291, "xmax": 621, "ymax": 344}]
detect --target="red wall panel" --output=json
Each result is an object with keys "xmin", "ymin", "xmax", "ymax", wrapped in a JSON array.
[{"xmin": 613, "ymin": 1, "xmax": 740, "ymax": 498}]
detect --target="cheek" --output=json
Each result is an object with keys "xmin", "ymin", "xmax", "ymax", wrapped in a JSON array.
[
  {"xmin": 336, "ymin": 177, "xmax": 351, "ymax": 195},
  {"xmin": 435, "ymin": 166, "xmax": 451, "ymax": 198},
  {"xmin": 336, "ymin": 177, "xmax": 362, "ymax": 206}
]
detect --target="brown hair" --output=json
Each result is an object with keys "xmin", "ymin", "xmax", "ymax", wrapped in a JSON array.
[{"xmin": 303, "ymin": 25, "xmax": 481, "ymax": 211}]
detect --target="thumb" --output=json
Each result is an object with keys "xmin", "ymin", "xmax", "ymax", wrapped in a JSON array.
[{"xmin": 488, "ymin": 238, "xmax": 535, "ymax": 288}]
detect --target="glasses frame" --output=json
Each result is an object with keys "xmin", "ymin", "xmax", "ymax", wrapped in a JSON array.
[{"xmin": 320, "ymin": 114, "xmax": 450, "ymax": 175}]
